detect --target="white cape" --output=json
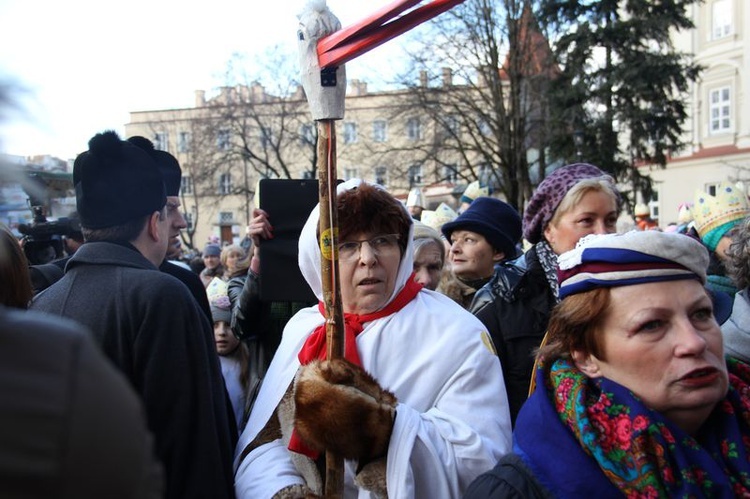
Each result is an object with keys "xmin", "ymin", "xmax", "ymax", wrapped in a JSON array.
[{"xmin": 234, "ymin": 179, "xmax": 511, "ymax": 498}]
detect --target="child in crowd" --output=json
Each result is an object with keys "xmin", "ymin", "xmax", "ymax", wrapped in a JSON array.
[{"xmin": 208, "ymin": 278, "xmax": 250, "ymax": 432}]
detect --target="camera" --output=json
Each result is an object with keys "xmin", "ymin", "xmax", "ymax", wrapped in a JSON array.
[{"xmin": 18, "ymin": 206, "xmax": 82, "ymax": 265}]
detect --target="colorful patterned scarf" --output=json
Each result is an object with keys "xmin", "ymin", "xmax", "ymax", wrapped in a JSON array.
[{"xmin": 515, "ymin": 357, "xmax": 750, "ymax": 498}]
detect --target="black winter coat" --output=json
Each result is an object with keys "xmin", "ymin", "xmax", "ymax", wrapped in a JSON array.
[
  {"xmin": 32, "ymin": 242, "xmax": 236, "ymax": 499},
  {"xmin": 470, "ymin": 246, "xmax": 556, "ymax": 424},
  {"xmin": 463, "ymin": 454, "xmax": 553, "ymax": 499}
]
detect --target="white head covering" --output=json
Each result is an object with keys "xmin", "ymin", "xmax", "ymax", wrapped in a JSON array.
[{"xmin": 298, "ymin": 178, "xmax": 415, "ymax": 309}]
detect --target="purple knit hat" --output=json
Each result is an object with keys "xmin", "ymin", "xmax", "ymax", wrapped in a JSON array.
[{"xmin": 523, "ymin": 163, "xmax": 617, "ymax": 244}]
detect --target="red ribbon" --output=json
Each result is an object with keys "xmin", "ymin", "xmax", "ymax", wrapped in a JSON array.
[{"xmin": 289, "ymin": 276, "xmax": 423, "ymax": 458}]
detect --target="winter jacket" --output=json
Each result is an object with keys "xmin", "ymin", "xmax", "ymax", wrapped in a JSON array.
[
  {"xmin": 722, "ymin": 288, "xmax": 750, "ymax": 363},
  {"xmin": 463, "ymin": 454, "xmax": 553, "ymax": 499},
  {"xmin": 160, "ymin": 259, "xmax": 211, "ymax": 322},
  {"xmin": 31, "ymin": 242, "xmax": 236, "ymax": 499},
  {"xmin": 0, "ymin": 306, "xmax": 163, "ymax": 499},
  {"xmin": 228, "ymin": 271, "xmax": 312, "ymax": 367},
  {"xmin": 470, "ymin": 246, "xmax": 556, "ymax": 424}
]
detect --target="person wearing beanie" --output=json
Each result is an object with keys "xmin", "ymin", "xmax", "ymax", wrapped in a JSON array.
[
  {"xmin": 200, "ymin": 242, "xmax": 224, "ymax": 287},
  {"xmin": 128, "ymin": 135, "xmax": 212, "ymax": 322},
  {"xmin": 31, "ymin": 130, "xmax": 236, "ymax": 499},
  {"xmin": 471, "ymin": 163, "xmax": 621, "ymax": 424},
  {"xmin": 207, "ymin": 277, "xmax": 251, "ymax": 433},
  {"xmin": 693, "ymin": 182, "xmax": 750, "ymax": 298},
  {"xmin": 466, "ymin": 230, "xmax": 750, "ymax": 498}
]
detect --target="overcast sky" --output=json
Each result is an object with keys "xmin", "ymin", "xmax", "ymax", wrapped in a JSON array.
[{"xmin": 0, "ymin": 0, "xmax": 408, "ymax": 160}]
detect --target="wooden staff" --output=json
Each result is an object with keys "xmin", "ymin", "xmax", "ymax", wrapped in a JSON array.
[{"xmin": 317, "ymin": 119, "xmax": 345, "ymax": 498}]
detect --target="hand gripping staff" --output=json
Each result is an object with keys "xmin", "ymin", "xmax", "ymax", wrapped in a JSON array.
[{"xmin": 296, "ymin": 1, "xmax": 465, "ymax": 496}]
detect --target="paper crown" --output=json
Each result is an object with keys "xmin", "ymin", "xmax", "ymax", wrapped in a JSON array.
[
  {"xmin": 421, "ymin": 202, "xmax": 458, "ymax": 231},
  {"xmin": 693, "ymin": 182, "xmax": 750, "ymax": 238},
  {"xmin": 406, "ymin": 187, "xmax": 424, "ymax": 208},
  {"xmin": 460, "ymin": 181, "xmax": 490, "ymax": 204}
]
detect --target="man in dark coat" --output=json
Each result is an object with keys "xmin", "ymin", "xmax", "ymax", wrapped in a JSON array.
[
  {"xmin": 127, "ymin": 135, "xmax": 212, "ymax": 321},
  {"xmin": 31, "ymin": 131, "xmax": 236, "ymax": 499}
]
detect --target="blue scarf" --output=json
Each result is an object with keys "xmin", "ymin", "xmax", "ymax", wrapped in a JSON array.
[{"xmin": 514, "ymin": 357, "xmax": 750, "ymax": 498}]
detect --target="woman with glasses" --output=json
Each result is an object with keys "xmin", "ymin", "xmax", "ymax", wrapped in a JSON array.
[{"xmin": 234, "ymin": 179, "xmax": 512, "ymax": 498}]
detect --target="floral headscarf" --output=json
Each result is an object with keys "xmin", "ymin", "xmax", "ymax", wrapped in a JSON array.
[{"xmin": 514, "ymin": 357, "xmax": 750, "ymax": 497}]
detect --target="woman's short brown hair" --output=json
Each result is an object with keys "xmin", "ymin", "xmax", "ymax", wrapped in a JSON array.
[
  {"xmin": 337, "ymin": 183, "xmax": 411, "ymax": 255},
  {"xmin": 538, "ymin": 287, "xmax": 611, "ymax": 363}
]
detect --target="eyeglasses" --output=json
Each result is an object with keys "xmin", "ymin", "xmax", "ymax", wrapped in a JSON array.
[{"xmin": 337, "ymin": 234, "xmax": 401, "ymax": 261}]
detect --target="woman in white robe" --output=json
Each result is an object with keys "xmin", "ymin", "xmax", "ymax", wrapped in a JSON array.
[{"xmin": 234, "ymin": 179, "xmax": 511, "ymax": 498}]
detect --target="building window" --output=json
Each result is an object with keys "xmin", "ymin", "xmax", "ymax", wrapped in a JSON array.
[
  {"xmin": 372, "ymin": 120, "xmax": 387, "ymax": 142},
  {"xmin": 648, "ymin": 189, "xmax": 659, "ymax": 220},
  {"xmin": 406, "ymin": 117, "xmax": 422, "ymax": 141},
  {"xmin": 374, "ymin": 166, "xmax": 388, "ymax": 186},
  {"xmin": 709, "ymin": 86, "xmax": 731, "ymax": 133},
  {"xmin": 219, "ymin": 211, "xmax": 234, "ymax": 224},
  {"xmin": 218, "ymin": 173, "xmax": 232, "ymax": 194},
  {"xmin": 184, "ymin": 212, "xmax": 194, "ymax": 231},
  {"xmin": 343, "ymin": 167, "xmax": 358, "ymax": 180},
  {"xmin": 712, "ymin": 0, "xmax": 732, "ymax": 40},
  {"xmin": 442, "ymin": 164, "xmax": 459, "ymax": 183},
  {"xmin": 154, "ymin": 132, "xmax": 168, "ymax": 151},
  {"xmin": 299, "ymin": 124, "xmax": 315, "ymax": 146},
  {"xmin": 181, "ymin": 176, "xmax": 193, "ymax": 195},
  {"xmin": 343, "ymin": 122, "xmax": 358, "ymax": 144},
  {"xmin": 177, "ymin": 132, "xmax": 190, "ymax": 153},
  {"xmin": 301, "ymin": 170, "xmax": 314, "ymax": 179},
  {"xmin": 706, "ymin": 182, "xmax": 720, "ymax": 197},
  {"xmin": 408, "ymin": 164, "xmax": 423, "ymax": 186},
  {"xmin": 217, "ymin": 129, "xmax": 231, "ymax": 151}
]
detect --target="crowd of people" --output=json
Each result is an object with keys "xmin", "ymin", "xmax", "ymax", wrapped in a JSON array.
[{"xmin": 1, "ymin": 128, "xmax": 750, "ymax": 498}]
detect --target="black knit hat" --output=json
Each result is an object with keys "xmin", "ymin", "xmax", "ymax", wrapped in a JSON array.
[
  {"xmin": 441, "ymin": 196, "xmax": 522, "ymax": 258},
  {"xmin": 73, "ymin": 130, "xmax": 166, "ymax": 229},
  {"xmin": 127, "ymin": 136, "xmax": 182, "ymax": 196}
]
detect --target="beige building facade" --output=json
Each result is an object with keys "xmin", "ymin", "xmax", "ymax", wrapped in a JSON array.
[
  {"xmin": 642, "ymin": 0, "xmax": 750, "ymax": 226},
  {"xmin": 125, "ymin": 76, "xmax": 474, "ymax": 249}
]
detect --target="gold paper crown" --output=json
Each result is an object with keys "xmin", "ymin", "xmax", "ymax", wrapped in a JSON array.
[
  {"xmin": 461, "ymin": 181, "xmax": 489, "ymax": 203},
  {"xmin": 420, "ymin": 202, "xmax": 458, "ymax": 231},
  {"xmin": 693, "ymin": 182, "xmax": 750, "ymax": 237}
]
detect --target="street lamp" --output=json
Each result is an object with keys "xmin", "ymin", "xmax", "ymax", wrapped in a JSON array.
[{"xmin": 573, "ymin": 129, "xmax": 584, "ymax": 163}]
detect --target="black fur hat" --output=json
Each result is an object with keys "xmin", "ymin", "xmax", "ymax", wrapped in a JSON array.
[
  {"xmin": 127, "ymin": 136, "xmax": 182, "ymax": 196},
  {"xmin": 73, "ymin": 130, "xmax": 166, "ymax": 229}
]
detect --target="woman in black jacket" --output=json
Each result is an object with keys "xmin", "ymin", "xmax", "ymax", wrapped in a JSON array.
[{"xmin": 470, "ymin": 163, "xmax": 621, "ymax": 424}]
